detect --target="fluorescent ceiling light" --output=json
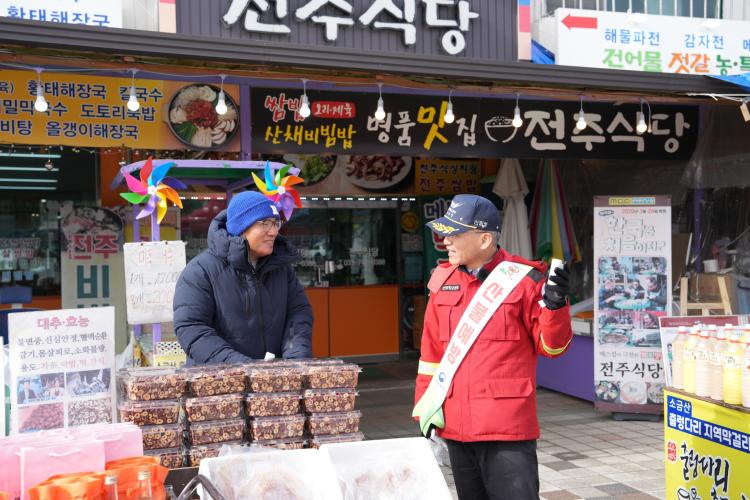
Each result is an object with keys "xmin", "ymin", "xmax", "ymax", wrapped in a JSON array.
[
  {"xmin": 0, "ymin": 152, "xmax": 62, "ymax": 159},
  {"xmin": 0, "ymin": 178, "xmax": 58, "ymax": 183},
  {"xmin": 0, "ymin": 186, "xmax": 56, "ymax": 191},
  {"xmin": 0, "ymin": 166, "xmax": 60, "ymax": 172}
]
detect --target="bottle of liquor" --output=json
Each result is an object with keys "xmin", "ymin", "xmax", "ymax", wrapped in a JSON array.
[
  {"xmin": 723, "ymin": 331, "xmax": 744, "ymax": 405},
  {"xmin": 137, "ymin": 470, "xmax": 153, "ymax": 500},
  {"xmin": 682, "ymin": 327, "xmax": 700, "ymax": 394},
  {"xmin": 709, "ymin": 326, "xmax": 727, "ymax": 401},
  {"xmin": 694, "ymin": 328, "xmax": 711, "ymax": 397}
]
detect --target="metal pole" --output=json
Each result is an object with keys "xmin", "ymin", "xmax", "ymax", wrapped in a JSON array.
[
  {"xmin": 693, "ymin": 189, "xmax": 704, "ymax": 273},
  {"xmin": 151, "ymin": 211, "xmax": 161, "ymax": 343}
]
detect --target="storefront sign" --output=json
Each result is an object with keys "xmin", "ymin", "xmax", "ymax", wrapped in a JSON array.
[
  {"xmin": 421, "ymin": 196, "xmax": 451, "ymax": 284},
  {"xmin": 251, "ymin": 88, "xmax": 699, "ymax": 160},
  {"xmin": 0, "ymin": 70, "xmax": 241, "ymax": 150},
  {"xmin": 290, "ymin": 154, "xmax": 415, "ymax": 195},
  {"xmin": 665, "ymin": 390, "xmax": 750, "ymax": 499},
  {"xmin": 8, "ymin": 306, "xmax": 116, "ymax": 433},
  {"xmin": 593, "ymin": 195, "xmax": 672, "ymax": 414},
  {"xmin": 555, "ymin": 8, "xmax": 750, "ymax": 75},
  {"xmin": 123, "ymin": 241, "xmax": 187, "ymax": 325},
  {"xmin": 659, "ymin": 316, "xmax": 742, "ymax": 387},
  {"xmin": 0, "ymin": 0, "xmax": 122, "ymax": 28},
  {"xmin": 415, "ymin": 158, "xmax": 480, "ymax": 195}
]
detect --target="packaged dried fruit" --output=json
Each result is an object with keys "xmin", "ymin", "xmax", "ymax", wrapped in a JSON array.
[
  {"xmin": 244, "ymin": 392, "xmax": 301, "ymax": 417},
  {"xmin": 118, "ymin": 399, "xmax": 181, "ymax": 426},
  {"xmin": 185, "ymin": 365, "xmax": 246, "ymax": 396},
  {"xmin": 189, "ymin": 418, "xmax": 245, "ymax": 446},
  {"xmin": 302, "ymin": 389, "xmax": 357, "ymax": 413},
  {"xmin": 252, "ymin": 438, "xmax": 307, "ymax": 450},
  {"xmin": 245, "ymin": 365, "xmax": 304, "ymax": 393},
  {"xmin": 247, "ymin": 414, "xmax": 305, "ymax": 441},
  {"xmin": 144, "ymin": 447, "xmax": 185, "ymax": 469},
  {"xmin": 185, "ymin": 393, "xmax": 244, "ymax": 422},
  {"xmin": 119, "ymin": 367, "xmax": 187, "ymax": 401},
  {"xmin": 306, "ymin": 411, "xmax": 361, "ymax": 436},
  {"xmin": 187, "ymin": 440, "xmax": 246, "ymax": 467},
  {"xmin": 302, "ymin": 363, "xmax": 360, "ymax": 389},
  {"xmin": 309, "ymin": 432, "xmax": 365, "ymax": 449},
  {"xmin": 141, "ymin": 423, "xmax": 184, "ymax": 450}
]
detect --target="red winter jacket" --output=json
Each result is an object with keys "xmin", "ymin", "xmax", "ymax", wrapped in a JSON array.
[{"xmin": 414, "ymin": 249, "xmax": 572, "ymax": 442}]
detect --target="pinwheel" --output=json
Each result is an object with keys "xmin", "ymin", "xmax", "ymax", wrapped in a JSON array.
[
  {"xmin": 119, "ymin": 157, "xmax": 187, "ymax": 223},
  {"xmin": 252, "ymin": 160, "xmax": 304, "ymax": 221}
]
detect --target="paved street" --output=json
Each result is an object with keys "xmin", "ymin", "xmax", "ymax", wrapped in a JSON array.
[{"xmin": 356, "ymin": 361, "xmax": 664, "ymax": 500}]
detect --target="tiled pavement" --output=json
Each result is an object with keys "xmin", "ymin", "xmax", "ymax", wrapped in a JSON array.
[{"xmin": 356, "ymin": 361, "xmax": 665, "ymax": 500}]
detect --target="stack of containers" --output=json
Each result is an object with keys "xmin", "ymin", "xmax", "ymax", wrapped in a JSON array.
[
  {"xmin": 301, "ymin": 360, "xmax": 364, "ymax": 448},
  {"xmin": 184, "ymin": 365, "xmax": 248, "ymax": 467},
  {"xmin": 117, "ymin": 367, "xmax": 187, "ymax": 468},
  {"xmin": 244, "ymin": 362, "xmax": 308, "ymax": 450}
]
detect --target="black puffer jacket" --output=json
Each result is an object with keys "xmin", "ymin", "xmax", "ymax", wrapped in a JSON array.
[{"xmin": 173, "ymin": 210, "xmax": 312, "ymax": 364}]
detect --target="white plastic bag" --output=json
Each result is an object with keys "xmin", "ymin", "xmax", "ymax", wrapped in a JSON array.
[
  {"xmin": 429, "ymin": 435, "xmax": 450, "ymax": 467},
  {"xmin": 115, "ymin": 331, "xmax": 136, "ymax": 371}
]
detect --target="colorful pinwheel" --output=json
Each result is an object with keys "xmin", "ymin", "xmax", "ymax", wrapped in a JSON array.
[
  {"xmin": 252, "ymin": 161, "xmax": 304, "ymax": 221},
  {"xmin": 120, "ymin": 157, "xmax": 187, "ymax": 223}
]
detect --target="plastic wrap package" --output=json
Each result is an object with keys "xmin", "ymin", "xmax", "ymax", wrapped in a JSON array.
[
  {"xmin": 198, "ymin": 449, "xmax": 343, "ymax": 500},
  {"xmin": 320, "ymin": 437, "xmax": 452, "ymax": 500}
]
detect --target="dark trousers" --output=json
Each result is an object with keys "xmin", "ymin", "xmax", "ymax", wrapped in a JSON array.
[{"xmin": 445, "ymin": 439, "xmax": 540, "ymax": 500}]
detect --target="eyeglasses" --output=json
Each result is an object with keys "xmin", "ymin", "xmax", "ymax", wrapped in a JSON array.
[{"xmin": 256, "ymin": 219, "xmax": 282, "ymax": 231}]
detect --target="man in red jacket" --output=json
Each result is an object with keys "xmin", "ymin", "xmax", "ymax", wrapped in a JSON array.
[{"xmin": 413, "ymin": 194, "xmax": 572, "ymax": 500}]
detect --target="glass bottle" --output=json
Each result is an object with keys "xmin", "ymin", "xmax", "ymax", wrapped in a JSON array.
[
  {"xmin": 104, "ymin": 474, "xmax": 119, "ymax": 500},
  {"xmin": 137, "ymin": 470, "xmax": 153, "ymax": 500}
]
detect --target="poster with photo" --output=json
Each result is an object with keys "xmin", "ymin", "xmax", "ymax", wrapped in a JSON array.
[
  {"xmin": 8, "ymin": 307, "xmax": 116, "ymax": 434},
  {"xmin": 593, "ymin": 196, "xmax": 671, "ymax": 414}
]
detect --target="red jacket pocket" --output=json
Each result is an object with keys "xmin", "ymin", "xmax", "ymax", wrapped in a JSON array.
[{"xmin": 484, "ymin": 377, "xmax": 533, "ymax": 399}]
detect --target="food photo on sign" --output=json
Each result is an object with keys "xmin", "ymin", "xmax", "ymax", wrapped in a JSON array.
[{"xmin": 167, "ymin": 83, "xmax": 239, "ymax": 149}]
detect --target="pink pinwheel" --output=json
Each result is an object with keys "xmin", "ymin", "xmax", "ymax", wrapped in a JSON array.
[
  {"xmin": 252, "ymin": 161, "xmax": 304, "ymax": 221},
  {"xmin": 120, "ymin": 157, "xmax": 187, "ymax": 223}
]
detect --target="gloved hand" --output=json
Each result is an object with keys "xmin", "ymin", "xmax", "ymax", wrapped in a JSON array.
[{"xmin": 543, "ymin": 267, "xmax": 570, "ymax": 310}]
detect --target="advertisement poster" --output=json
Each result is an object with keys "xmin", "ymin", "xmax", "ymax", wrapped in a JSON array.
[
  {"xmin": 8, "ymin": 307, "xmax": 116, "ymax": 434},
  {"xmin": 60, "ymin": 203, "xmax": 128, "ymax": 352},
  {"xmin": 665, "ymin": 390, "xmax": 750, "ymax": 499},
  {"xmin": 594, "ymin": 195, "xmax": 671, "ymax": 413},
  {"xmin": 415, "ymin": 158, "xmax": 481, "ymax": 196},
  {"xmin": 659, "ymin": 316, "xmax": 743, "ymax": 387},
  {"xmin": 123, "ymin": 241, "xmax": 186, "ymax": 325},
  {"xmin": 421, "ymin": 196, "xmax": 452, "ymax": 284}
]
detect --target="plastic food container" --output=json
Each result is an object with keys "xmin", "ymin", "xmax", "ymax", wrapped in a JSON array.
[
  {"xmin": 245, "ymin": 366, "xmax": 304, "ymax": 393},
  {"xmin": 252, "ymin": 438, "xmax": 307, "ymax": 450},
  {"xmin": 247, "ymin": 414, "xmax": 305, "ymax": 441},
  {"xmin": 244, "ymin": 392, "xmax": 302, "ymax": 417},
  {"xmin": 189, "ymin": 418, "xmax": 245, "ymax": 446},
  {"xmin": 309, "ymin": 432, "xmax": 365, "ymax": 449},
  {"xmin": 118, "ymin": 399, "xmax": 181, "ymax": 426},
  {"xmin": 303, "ymin": 363, "xmax": 360, "ymax": 389},
  {"xmin": 118, "ymin": 367, "xmax": 187, "ymax": 401},
  {"xmin": 302, "ymin": 389, "xmax": 357, "ymax": 413},
  {"xmin": 185, "ymin": 365, "xmax": 246, "ymax": 396},
  {"xmin": 144, "ymin": 447, "xmax": 185, "ymax": 469},
  {"xmin": 306, "ymin": 411, "xmax": 361, "ymax": 436},
  {"xmin": 187, "ymin": 440, "xmax": 246, "ymax": 467},
  {"xmin": 185, "ymin": 393, "xmax": 244, "ymax": 422},
  {"xmin": 141, "ymin": 423, "xmax": 184, "ymax": 450}
]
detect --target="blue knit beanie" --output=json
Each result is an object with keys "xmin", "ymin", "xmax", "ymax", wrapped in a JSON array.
[{"xmin": 226, "ymin": 191, "xmax": 280, "ymax": 236}]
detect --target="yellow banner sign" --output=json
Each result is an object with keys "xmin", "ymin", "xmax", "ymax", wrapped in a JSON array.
[
  {"xmin": 415, "ymin": 158, "xmax": 480, "ymax": 195},
  {"xmin": 0, "ymin": 69, "xmax": 240, "ymax": 150},
  {"xmin": 664, "ymin": 390, "xmax": 750, "ymax": 499}
]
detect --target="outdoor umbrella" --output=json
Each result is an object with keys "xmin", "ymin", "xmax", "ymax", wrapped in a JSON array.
[{"xmin": 493, "ymin": 158, "xmax": 533, "ymax": 259}]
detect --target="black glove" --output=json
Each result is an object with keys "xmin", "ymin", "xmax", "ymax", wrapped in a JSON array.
[{"xmin": 543, "ymin": 267, "xmax": 570, "ymax": 310}]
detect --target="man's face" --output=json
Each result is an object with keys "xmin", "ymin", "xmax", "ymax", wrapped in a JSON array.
[
  {"xmin": 442, "ymin": 230, "xmax": 491, "ymax": 267},
  {"xmin": 243, "ymin": 217, "xmax": 281, "ymax": 258},
  {"xmin": 605, "ymin": 280, "xmax": 615, "ymax": 290}
]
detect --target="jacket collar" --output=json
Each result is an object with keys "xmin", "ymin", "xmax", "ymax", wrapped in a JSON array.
[{"xmin": 459, "ymin": 248, "xmax": 507, "ymax": 280}]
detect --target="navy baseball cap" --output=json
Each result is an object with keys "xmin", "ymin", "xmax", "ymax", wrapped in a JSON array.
[{"xmin": 427, "ymin": 194, "xmax": 501, "ymax": 237}]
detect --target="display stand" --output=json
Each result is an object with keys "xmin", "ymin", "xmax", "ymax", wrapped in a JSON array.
[{"xmin": 679, "ymin": 276, "xmax": 733, "ymax": 316}]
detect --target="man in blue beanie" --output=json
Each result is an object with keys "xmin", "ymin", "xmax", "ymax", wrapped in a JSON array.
[{"xmin": 173, "ymin": 191, "xmax": 313, "ymax": 364}]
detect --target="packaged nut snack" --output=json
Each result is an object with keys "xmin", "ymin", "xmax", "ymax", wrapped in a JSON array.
[
  {"xmin": 303, "ymin": 363, "xmax": 360, "ymax": 389},
  {"xmin": 144, "ymin": 447, "xmax": 185, "ymax": 469},
  {"xmin": 141, "ymin": 423, "xmax": 184, "ymax": 450},
  {"xmin": 118, "ymin": 399, "xmax": 181, "ymax": 426},
  {"xmin": 302, "ymin": 389, "xmax": 357, "ymax": 413},
  {"xmin": 244, "ymin": 392, "xmax": 301, "ymax": 417},
  {"xmin": 189, "ymin": 418, "xmax": 245, "ymax": 446},
  {"xmin": 185, "ymin": 393, "xmax": 244, "ymax": 422},
  {"xmin": 245, "ymin": 365, "xmax": 304, "ymax": 393},
  {"xmin": 69, "ymin": 398, "xmax": 112, "ymax": 426},
  {"xmin": 187, "ymin": 440, "xmax": 246, "ymax": 467},
  {"xmin": 247, "ymin": 414, "xmax": 305, "ymax": 441},
  {"xmin": 119, "ymin": 367, "xmax": 187, "ymax": 401},
  {"xmin": 306, "ymin": 411, "xmax": 361, "ymax": 436},
  {"xmin": 185, "ymin": 365, "xmax": 246, "ymax": 396},
  {"xmin": 309, "ymin": 432, "xmax": 365, "ymax": 449},
  {"xmin": 252, "ymin": 438, "xmax": 307, "ymax": 450}
]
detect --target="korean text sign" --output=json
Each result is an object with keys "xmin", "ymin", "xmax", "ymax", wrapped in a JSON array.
[
  {"xmin": 251, "ymin": 88, "xmax": 699, "ymax": 160},
  {"xmin": 593, "ymin": 196, "xmax": 672, "ymax": 414},
  {"xmin": 123, "ymin": 241, "xmax": 187, "ymax": 325},
  {"xmin": 8, "ymin": 307, "xmax": 116, "ymax": 434},
  {"xmin": 415, "ymin": 159, "xmax": 480, "ymax": 195},
  {"xmin": 0, "ymin": 0, "xmax": 122, "ymax": 27},
  {"xmin": 665, "ymin": 390, "xmax": 750, "ymax": 499}
]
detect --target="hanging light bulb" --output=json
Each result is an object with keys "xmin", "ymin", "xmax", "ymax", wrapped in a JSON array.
[
  {"xmin": 636, "ymin": 98, "xmax": 648, "ymax": 134},
  {"xmin": 44, "ymin": 159, "xmax": 54, "ymax": 171},
  {"xmin": 299, "ymin": 79, "xmax": 311, "ymax": 118},
  {"xmin": 512, "ymin": 92, "xmax": 523, "ymax": 128},
  {"xmin": 216, "ymin": 74, "xmax": 228, "ymax": 115},
  {"xmin": 576, "ymin": 96, "xmax": 587, "ymax": 130},
  {"xmin": 443, "ymin": 90, "xmax": 455, "ymax": 124},
  {"xmin": 374, "ymin": 82, "xmax": 386, "ymax": 121},
  {"xmin": 34, "ymin": 68, "xmax": 48, "ymax": 113},
  {"xmin": 127, "ymin": 69, "xmax": 140, "ymax": 112}
]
